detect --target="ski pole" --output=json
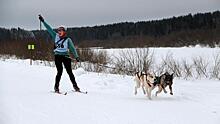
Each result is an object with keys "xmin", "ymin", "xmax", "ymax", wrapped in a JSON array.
[{"xmin": 39, "ymin": 15, "xmax": 42, "ymax": 30}]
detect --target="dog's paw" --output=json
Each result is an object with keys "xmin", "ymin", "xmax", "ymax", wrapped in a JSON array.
[
  {"xmin": 134, "ymin": 91, "xmax": 137, "ymax": 95},
  {"xmin": 164, "ymin": 91, "xmax": 167, "ymax": 94},
  {"xmin": 170, "ymin": 92, "xmax": 173, "ymax": 95}
]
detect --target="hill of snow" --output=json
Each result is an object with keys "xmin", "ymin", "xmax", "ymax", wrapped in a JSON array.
[{"xmin": 0, "ymin": 60, "xmax": 220, "ymax": 124}]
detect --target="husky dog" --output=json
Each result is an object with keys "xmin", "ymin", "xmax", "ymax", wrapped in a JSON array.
[
  {"xmin": 134, "ymin": 71, "xmax": 155, "ymax": 100},
  {"xmin": 153, "ymin": 72, "xmax": 174, "ymax": 96}
]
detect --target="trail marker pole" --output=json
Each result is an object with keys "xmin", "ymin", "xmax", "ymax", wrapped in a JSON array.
[{"xmin": 28, "ymin": 44, "xmax": 35, "ymax": 65}]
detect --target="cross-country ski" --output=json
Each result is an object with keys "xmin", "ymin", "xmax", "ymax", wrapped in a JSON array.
[
  {"xmin": 72, "ymin": 90, "xmax": 88, "ymax": 94},
  {"xmin": 51, "ymin": 91, "xmax": 68, "ymax": 95}
]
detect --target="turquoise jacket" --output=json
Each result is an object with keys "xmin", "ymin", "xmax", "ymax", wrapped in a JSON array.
[{"xmin": 42, "ymin": 21, "xmax": 79, "ymax": 58}]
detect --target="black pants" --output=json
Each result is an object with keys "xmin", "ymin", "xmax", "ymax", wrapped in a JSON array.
[{"xmin": 54, "ymin": 55, "xmax": 79, "ymax": 91}]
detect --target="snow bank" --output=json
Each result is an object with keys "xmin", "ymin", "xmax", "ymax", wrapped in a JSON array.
[
  {"xmin": 74, "ymin": 67, "xmax": 86, "ymax": 76},
  {"xmin": 0, "ymin": 60, "xmax": 220, "ymax": 124}
]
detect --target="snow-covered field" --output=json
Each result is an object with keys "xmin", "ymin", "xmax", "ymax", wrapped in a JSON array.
[
  {"xmin": 0, "ymin": 58, "xmax": 220, "ymax": 124},
  {"xmin": 105, "ymin": 45, "xmax": 220, "ymax": 63}
]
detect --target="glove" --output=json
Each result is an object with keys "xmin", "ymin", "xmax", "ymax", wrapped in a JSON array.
[
  {"xmin": 38, "ymin": 15, "xmax": 44, "ymax": 22},
  {"xmin": 76, "ymin": 57, "xmax": 80, "ymax": 62}
]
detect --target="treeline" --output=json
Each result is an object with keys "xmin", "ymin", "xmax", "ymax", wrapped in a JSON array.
[
  {"xmin": 0, "ymin": 11, "xmax": 220, "ymax": 57},
  {"xmin": 32, "ymin": 10, "xmax": 220, "ymax": 47},
  {"xmin": 67, "ymin": 10, "xmax": 220, "ymax": 47}
]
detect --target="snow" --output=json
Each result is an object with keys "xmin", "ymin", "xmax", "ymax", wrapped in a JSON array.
[
  {"xmin": 0, "ymin": 59, "xmax": 220, "ymax": 124},
  {"xmin": 105, "ymin": 46, "xmax": 220, "ymax": 62}
]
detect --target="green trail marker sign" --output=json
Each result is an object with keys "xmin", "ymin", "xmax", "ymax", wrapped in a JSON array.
[{"xmin": 28, "ymin": 44, "xmax": 35, "ymax": 50}]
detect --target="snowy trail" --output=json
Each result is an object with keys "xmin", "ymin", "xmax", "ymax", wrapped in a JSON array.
[{"xmin": 0, "ymin": 60, "xmax": 220, "ymax": 124}]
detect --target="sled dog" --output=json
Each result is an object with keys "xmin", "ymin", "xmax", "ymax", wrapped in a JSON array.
[
  {"xmin": 153, "ymin": 72, "xmax": 174, "ymax": 96},
  {"xmin": 134, "ymin": 71, "xmax": 155, "ymax": 100}
]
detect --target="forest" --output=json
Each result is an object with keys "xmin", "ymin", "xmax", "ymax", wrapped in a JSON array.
[{"xmin": 0, "ymin": 11, "xmax": 219, "ymax": 60}]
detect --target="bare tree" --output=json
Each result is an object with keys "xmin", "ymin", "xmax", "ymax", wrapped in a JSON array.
[
  {"xmin": 211, "ymin": 52, "xmax": 220, "ymax": 80},
  {"xmin": 181, "ymin": 59, "xmax": 193, "ymax": 80},
  {"xmin": 192, "ymin": 56, "xmax": 209, "ymax": 79},
  {"xmin": 161, "ymin": 52, "xmax": 182, "ymax": 77},
  {"xmin": 111, "ymin": 48, "xmax": 154, "ymax": 75},
  {"xmin": 76, "ymin": 48, "xmax": 111, "ymax": 73}
]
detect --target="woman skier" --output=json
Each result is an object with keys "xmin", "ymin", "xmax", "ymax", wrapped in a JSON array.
[{"xmin": 38, "ymin": 15, "xmax": 80, "ymax": 93}]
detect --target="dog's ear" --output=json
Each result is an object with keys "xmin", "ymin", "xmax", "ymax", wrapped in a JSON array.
[
  {"xmin": 171, "ymin": 73, "xmax": 174, "ymax": 78},
  {"xmin": 165, "ymin": 72, "xmax": 169, "ymax": 75}
]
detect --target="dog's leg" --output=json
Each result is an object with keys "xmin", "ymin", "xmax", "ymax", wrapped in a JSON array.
[
  {"xmin": 162, "ymin": 85, "xmax": 167, "ymax": 94},
  {"xmin": 145, "ymin": 86, "xmax": 151, "ymax": 100},
  {"xmin": 148, "ymin": 87, "xmax": 152, "ymax": 100},
  {"xmin": 142, "ymin": 85, "xmax": 146, "ymax": 95},
  {"xmin": 134, "ymin": 80, "xmax": 140, "ymax": 95},
  {"xmin": 134, "ymin": 86, "xmax": 138, "ymax": 95},
  {"xmin": 155, "ymin": 85, "xmax": 163, "ymax": 96},
  {"xmin": 169, "ymin": 85, "xmax": 173, "ymax": 95}
]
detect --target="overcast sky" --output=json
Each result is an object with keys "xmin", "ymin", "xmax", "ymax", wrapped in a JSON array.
[{"xmin": 0, "ymin": 0, "xmax": 219, "ymax": 30}]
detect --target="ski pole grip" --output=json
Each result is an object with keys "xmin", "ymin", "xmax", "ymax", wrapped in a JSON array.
[{"xmin": 38, "ymin": 14, "xmax": 44, "ymax": 22}]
